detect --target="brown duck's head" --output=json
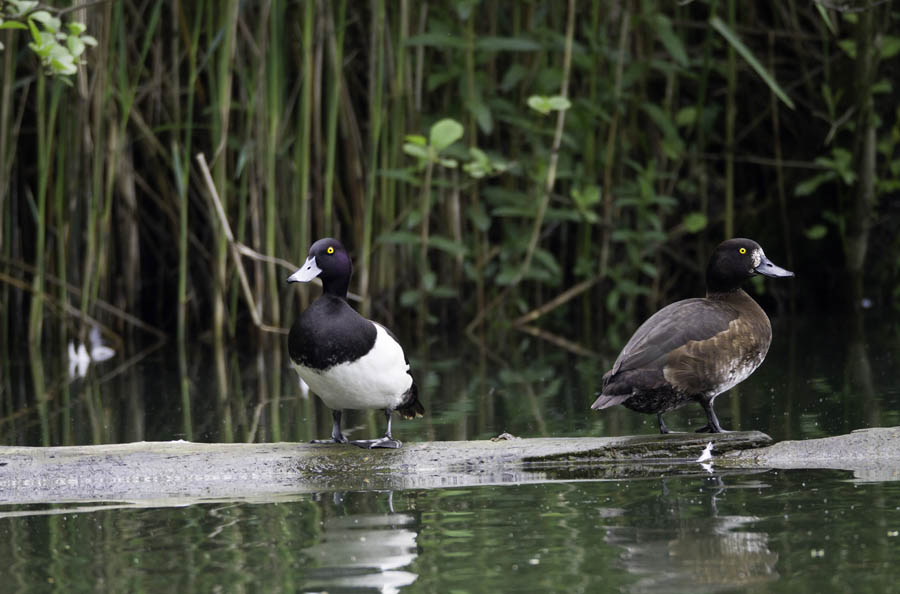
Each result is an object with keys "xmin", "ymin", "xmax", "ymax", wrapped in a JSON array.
[{"xmin": 706, "ymin": 238, "xmax": 794, "ymax": 293}]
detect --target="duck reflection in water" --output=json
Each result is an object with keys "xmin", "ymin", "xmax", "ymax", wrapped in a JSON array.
[
  {"xmin": 604, "ymin": 477, "xmax": 778, "ymax": 593},
  {"xmin": 301, "ymin": 492, "xmax": 419, "ymax": 593}
]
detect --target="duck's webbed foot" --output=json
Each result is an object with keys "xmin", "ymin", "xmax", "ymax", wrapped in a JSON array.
[
  {"xmin": 349, "ymin": 408, "xmax": 402, "ymax": 449},
  {"xmin": 350, "ymin": 436, "xmax": 402, "ymax": 449}
]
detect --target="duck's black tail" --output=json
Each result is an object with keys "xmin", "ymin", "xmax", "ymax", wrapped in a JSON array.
[{"xmin": 396, "ymin": 381, "xmax": 424, "ymax": 419}]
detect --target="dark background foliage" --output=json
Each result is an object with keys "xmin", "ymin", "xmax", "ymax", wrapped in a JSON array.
[{"xmin": 2, "ymin": 0, "xmax": 899, "ymax": 357}]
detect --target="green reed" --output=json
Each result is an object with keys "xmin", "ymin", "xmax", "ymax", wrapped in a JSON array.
[{"xmin": 0, "ymin": 0, "xmax": 895, "ymax": 393}]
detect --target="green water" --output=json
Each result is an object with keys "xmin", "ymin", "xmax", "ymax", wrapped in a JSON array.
[
  {"xmin": 0, "ymin": 469, "xmax": 898, "ymax": 593},
  {"xmin": 2, "ymin": 315, "xmax": 900, "ymax": 591}
]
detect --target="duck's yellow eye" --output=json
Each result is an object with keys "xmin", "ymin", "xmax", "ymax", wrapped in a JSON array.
[
  {"xmin": 327, "ymin": 246, "xmax": 334, "ymax": 254},
  {"xmin": 739, "ymin": 247, "xmax": 747, "ymax": 254}
]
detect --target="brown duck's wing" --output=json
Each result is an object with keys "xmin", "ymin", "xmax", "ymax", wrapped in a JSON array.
[{"xmin": 609, "ymin": 298, "xmax": 739, "ymax": 377}]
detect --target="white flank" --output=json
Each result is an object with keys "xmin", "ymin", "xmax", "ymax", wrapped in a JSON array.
[
  {"xmin": 712, "ymin": 352, "xmax": 765, "ymax": 398},
  {"xmin": 291, "ymin": 323, "xmax": 412, "ymax": 411}
]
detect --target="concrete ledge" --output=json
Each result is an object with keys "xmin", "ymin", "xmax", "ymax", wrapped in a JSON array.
[
  {"xmin": 4, "ymin": 427, "xmax": 898, "ymax": 513},
  {"xmin": 0, "ymin": 431, "xmax": 770, "ymax": 509},
  {"xmin": 722, "ymin": 426, "xmax": 900, "ymax": 481}
]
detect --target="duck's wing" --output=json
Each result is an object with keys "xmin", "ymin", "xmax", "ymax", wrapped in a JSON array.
[{"xmin": 609, "ymin": 298, "xmax": 738, "ymax": 376}]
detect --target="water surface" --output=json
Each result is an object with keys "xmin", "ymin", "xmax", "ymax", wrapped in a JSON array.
[
  {"xmin": 1, "ymin": 469, "xmax": 898, "ymax": 593},
  {"xmin": 1, "ymin": 314, "xmax": 899, "ymax": 591}
]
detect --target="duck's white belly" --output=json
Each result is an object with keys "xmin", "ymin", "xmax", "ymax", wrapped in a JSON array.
[{"xmin": 291, "ymin": 324, "xmax": 412, "ymax": 411}]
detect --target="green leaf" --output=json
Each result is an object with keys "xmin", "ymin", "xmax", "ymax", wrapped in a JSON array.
[
  {"xmin": 642, "ymin": 103, "xmax": 684, "ymax": 159},
  {"xmin": 67, "ymin": 35, "xmax": 86, "ymax": 58},
  {"xmin": 469, "ymin": 101, "xmax": 493, "ymax": 134},
  {"xmin": 402, "ymin": 33, "xmax": 466, "ymax": 49},
  {"xmin": 882, "ymin": 36, "xmax": 900, "ymax": 59},
  {"xmin": 67, "ymin": 21, "xmax": 87, "ymax": 36},
  {"xmin": 675, "ymin": 106, "xmax": 697, "ymax": 126},
  {"xmin": 547, "ymin": 96, "xmax": 571, "ymax": 111},
  {"xmin": 380, "ymin": 230, "xmax": 420, "ymax": 246},
  {"xmin": 710, "ymin": 16, "xmax": 795, "ymax": 110},
  {"xmin": 527, "ymin": 95, "xmax": 569, "ymax": 115},
  {"xmin": 805, "ymin": 224, "xmax": 827, "ymax": 240},
  {"xmin": 469, "ymin": 147, "xmax": 488, "ymax": 164},
  {"xmin": 81, "ymin": 35, "xmax": 98, "ymax": 47},
  {"xmin": 653, "ymin": 14, "xmax": 689, "ymax": 67},
  {"xmin": 400, "ymin": 289, "xmax": 421, "ymax": 307},
  {"xmin": 794, "ymin": 171, "xmax": 835, "ymax": 196},
  {"xmin": 682, "ymin": 212, "xmax": 708, "ymax": 233},
  {"xmin": 10, "ymin": 1, "xmax": 39, "ymax": 16},
  {"xmin": 463, "ymin": 162, "xmax": 487, "ymax": 178},
  {"xmin": 429, "ymin": 118, "xmax": 463, "ymax": 151},
  {"xmin": 475, "ymin": 36, "xmax": 541, "ymax": 52},
  {"xmin": 500, "ymin": 63, "xmax": 527, "ymax": 91},
  {"xmin": 51, "ymin": 56, "xmax": 77, "ymax": 75},
  {"xmin": 378, "ymin": 167, "xmax": 420, "ymax": 185},
  {"xmin": 467, "ymin": 203, "xmax": 491, "ymax": 231},
  {"xmin": 814, "ymin": 2, "xmax": 837, "ymax": 35},
  {"xmin": 29, "ymin": 11, "xmax": 60, "ymax": 33},
  {"xmin": 838, "ymin": 39, "xmax": 856, "ymax": 59},
  {"xmin": 0, "ymin": 20, "xmax": 29, "ymax": 31},
  {"xmin": 402, "ymin": 142, "xmax": 429, "ymax": 161},
  {"xmin": 872, "ymin": 79, "xmax": 892, "ymax": 94},
  {"xmin": 423, "ymin": 271, "xmax": 436, "ymax": 291},
  {"xmin": 428, "ymin": 235, "xmax": 469, "ymax": 257},
  {"xmin": 571, "ymin": 185, "xmax": 601, "ymax": 207},
  {"xmin": 527, "ymin": 95, "xmax": 552, "ymax": 115},
  {"xmin": 640, "ymin": 262, "xmax": 659, "ymax": 279},
  {"xmin": 26, "ymin": 15, "xmax": 41, "ymax": 44}
]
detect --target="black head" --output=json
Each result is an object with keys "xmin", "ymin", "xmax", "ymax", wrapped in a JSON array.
[
  {"xmin": 287, "ymin": 237, "xmax": 353, "ymax": 297},
  {"xmin": 706, "ymin": 238, "xmax": 794, "ymax": 294}
]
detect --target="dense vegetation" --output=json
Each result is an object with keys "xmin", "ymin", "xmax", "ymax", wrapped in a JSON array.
[{"xmin": 2, "ymin": 0, "xmax": 899, "ymax": 361}]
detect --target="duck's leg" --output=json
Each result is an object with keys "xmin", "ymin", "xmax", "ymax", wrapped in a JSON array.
[
  {"xmin": 695, "ymin": 399, "xmax": 727, "ymax": 433},
  {"xmin": 350, "ymin": 408, "xmax": 402, "ymax": 449},
  {"xmin": 311, "ymin": 410, "xmax": 349, "ymax": 444},
  {"xmin": 657, "ymin": 413, "xmax": 671, "ymax": 434}
]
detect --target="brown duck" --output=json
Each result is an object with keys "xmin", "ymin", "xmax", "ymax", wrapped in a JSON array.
[{"xmin": 592, "ymin": 238, "xmax": 794, "ymax": 433}]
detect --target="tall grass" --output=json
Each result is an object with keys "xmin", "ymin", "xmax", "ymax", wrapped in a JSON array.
[{"xmin": 0, "ymin": 0, "xmax": 896, "ymax": 369}]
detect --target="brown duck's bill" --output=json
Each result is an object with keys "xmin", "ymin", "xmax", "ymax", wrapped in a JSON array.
[{"xmin": 755, "ymin": 256, "xmax": 794, "ymax": 278}]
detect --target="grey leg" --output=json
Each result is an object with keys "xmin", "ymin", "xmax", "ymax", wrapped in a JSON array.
[
  {"xmin": 311, "ymin": 410, "xmax": 349, "ymax": 444},
  {"xmin": 657, "ymin": 413, "xmax": 671, "ymax": 434},
  {"xmin": 695, "ymin": 399, "xmax": 727, "ymax": 433}
]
